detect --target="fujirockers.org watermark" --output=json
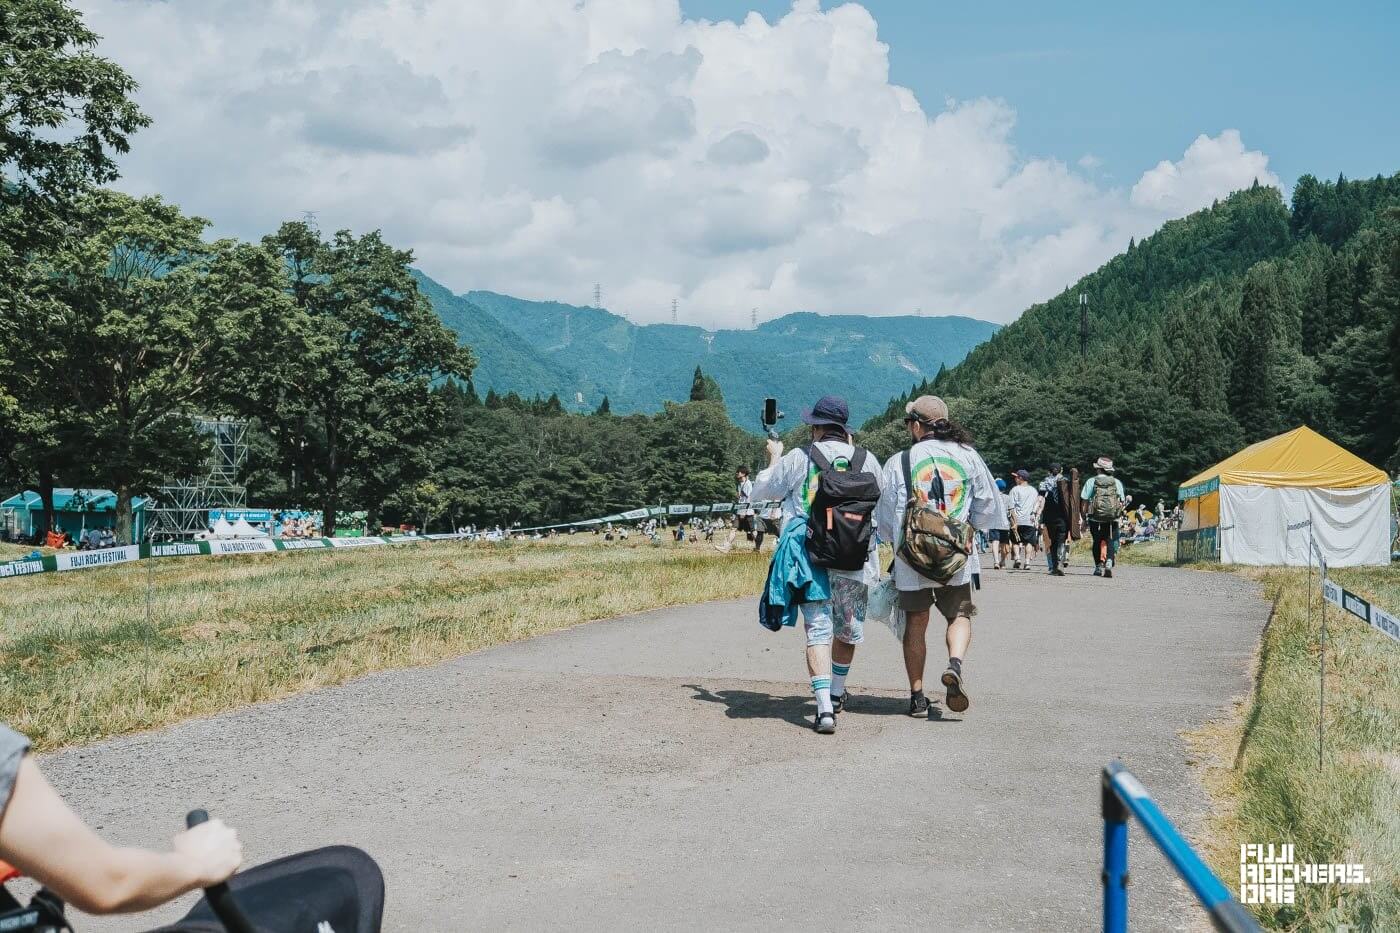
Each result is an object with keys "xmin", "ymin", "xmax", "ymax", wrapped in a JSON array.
[{"xmin": 1239, "ymin": 844, "xmax": 1370, "ymax": 905}]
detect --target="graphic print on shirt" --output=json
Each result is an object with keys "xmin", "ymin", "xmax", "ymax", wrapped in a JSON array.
[
  {"xmin": 910, "ymin": 455, "xmax": 971, "ymax": 517},
  {"xmin": 799, "ymin": 454, "xmax": 853, "ymax": 511}
]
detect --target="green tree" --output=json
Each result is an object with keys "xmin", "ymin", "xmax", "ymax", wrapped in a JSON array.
[
  {"xmin": 0, "ymin": 0, "xmax": 150, "ymax": 533},
  {"xmin": 686, "ymin": 365, "xmax": 724, "ymax": 404},
  {"xmin": 1160, "ymin": 296, "xmax": 1229, "ymax": 412},
  {"xmin": 258, "ymin": 221, "xmax": 474, "ymax": 536},
  {"xmin": 594, "ymin": 395, "xmax": 612, "ymax": 416},
  {"xmin": 1229, "ymin": 263, "xmax": 1286, "ymax": 438},
  {"xmin": 26, "ymin": 190, "xmax": 293, "ymax": 541},
  {"xmin": 0, "ymin": 0, "xmax": 149, "ymax": 281}
]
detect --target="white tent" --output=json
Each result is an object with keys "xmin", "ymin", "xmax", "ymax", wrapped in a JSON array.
[
  {"xmin": 209, "ymin": 517, "xmax": 238, "ymax": 539},
  {"xmin": 230, "ymin": 518, "xmax": 268, "ymax": 538},
  {"xmin": 1177, "ymin": 426, "xmax": 1390, "ymax": 567}
]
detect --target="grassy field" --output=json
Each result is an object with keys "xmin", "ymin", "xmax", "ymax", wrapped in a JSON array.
[
  {"xmin": 1181, "ymin": 558, "xmax": 1398, "ymax": 931},
  {"xmin": 1112, "ymin": 530, "xmax": 1397, "ymax": 928},
  {"xmin": 0, "ymin": 536, "xmax": 766, "ymax": 752}
]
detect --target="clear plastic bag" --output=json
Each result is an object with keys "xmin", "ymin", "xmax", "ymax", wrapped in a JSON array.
[{"xmin": 867, "ymin": 575, "xmax": 896, "ymax": 622}]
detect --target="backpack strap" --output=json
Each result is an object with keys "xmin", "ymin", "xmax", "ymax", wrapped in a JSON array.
[
  {"xmin": 803, "ymin": 443, "xmax": 833, "ymax": 473},
  {"xmin": 901, "ymin": 449, "xmax": 914, "ymax": 504},
  {"xmin": 850, "ymin": 446, "xmax": 868, "ymax": 473}
]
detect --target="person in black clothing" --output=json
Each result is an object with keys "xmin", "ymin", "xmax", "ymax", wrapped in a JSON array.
[{"xmin": 1037, "ymin": 463, "xmax": 1072, "ymax": 576}]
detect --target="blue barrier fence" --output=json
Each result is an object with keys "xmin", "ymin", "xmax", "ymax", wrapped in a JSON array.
[{"xmin": 1101, "ymin": 761, "xmax": 1259, "ymax": 932}]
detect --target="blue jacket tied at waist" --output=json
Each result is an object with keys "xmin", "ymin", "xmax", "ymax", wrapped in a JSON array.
[{"xmin": 759, "ymin": 519, "xmax": 831, "ymax": 631}]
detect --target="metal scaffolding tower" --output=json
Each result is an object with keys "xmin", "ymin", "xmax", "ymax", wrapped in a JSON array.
[{"xmin": 147, "ymin": 417, "xmax": 249, "ymax": 540}]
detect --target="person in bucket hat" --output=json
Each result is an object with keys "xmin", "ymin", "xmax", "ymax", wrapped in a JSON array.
[
  {"xmin": 1081, "ymin": 456, "xmax": 1126, "ymax": 578},
  {"xmin": 751, "ymin": 395, "xmax": 883, "ymax": 734}
]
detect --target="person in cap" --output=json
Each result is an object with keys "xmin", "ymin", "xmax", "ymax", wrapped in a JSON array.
[
  {"xmin": 1006, "ymin": 468, "xmax": 1039, "ymax": 569},
  {"xmin": 875, "ymin": 396, "xmax": 1005, "ymax": 717},
  {"xmin": 1037, "ymin": 462, "xmax": 1072, "ymax": 576},
  {"xmin": 1081, "ymin": 456, "xmax": 1126, "ymax": 578},
  {"xmin": 751, "ymin": 395, "xmax": 883, "ymax": 734}
]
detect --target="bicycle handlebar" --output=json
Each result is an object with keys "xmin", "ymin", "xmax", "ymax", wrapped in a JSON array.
[{"xmin": 185, "ymin": 810, "xmax": 257, "ymax": 933}]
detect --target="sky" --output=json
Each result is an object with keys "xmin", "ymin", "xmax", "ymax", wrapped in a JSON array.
[{"xmin": 77, "ymin": 0, "xmax": 1398, "ymax": 328}]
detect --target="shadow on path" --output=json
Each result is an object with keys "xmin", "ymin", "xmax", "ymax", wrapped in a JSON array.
[
  {"xmin": 685, "ymin": 684, "xmax": 959, "ymax": 727},
  {"xmin": 685, "ymin": 684, "xmax": 813, "ymax": 729}
]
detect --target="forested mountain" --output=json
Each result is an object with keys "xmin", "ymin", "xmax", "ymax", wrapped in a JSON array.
[
  {"xmin": 860, "ymin": 174, "xmax": 1400, "ymax": 502},
  {"xmin": 415, "ymin": 280, "xmax": 998, "ymax": 427}
]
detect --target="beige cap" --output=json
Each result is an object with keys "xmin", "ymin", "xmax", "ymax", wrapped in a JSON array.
[{"xmin": 904, "ymin": 394, "xmax": 949, "ymax": 423}]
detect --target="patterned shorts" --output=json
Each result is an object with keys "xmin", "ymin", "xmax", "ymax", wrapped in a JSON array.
[{"xmin": 800, "ymin": 576, "xmax": 868, "ymax": 647}]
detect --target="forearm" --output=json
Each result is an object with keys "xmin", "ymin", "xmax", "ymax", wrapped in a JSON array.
[
  {"xmin": 0, "ymin": 759, "xmax": 203, "ymax": 915},
  {"xmin": 80, "ymin": 848, "xmax": 202, "ymax": 914}
]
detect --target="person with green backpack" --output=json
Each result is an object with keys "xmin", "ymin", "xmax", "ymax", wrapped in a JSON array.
[
  {"xmin": 875, "ymin": 396, "xmax": 1006, "ymax": 718},
  {"xmin": 1081, "ymin": 456, "xmax": 1126, "ymax": 578}
]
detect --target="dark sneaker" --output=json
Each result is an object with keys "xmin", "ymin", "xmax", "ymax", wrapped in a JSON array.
[
  {"xmin": 908, "ymin": 693, "xmax": 930, "ymax": 718},
  {"xmin": 831, "ymin": 691, "xmax": 848, "ymax": 714},
  {"xmin": 814, "ymin": 711, "xmax": 836, "ymax": 734},
  {"xmin": 1093, "ymin": 565, "xmax": 1104, "ymax": 577},
  {"xmin": 1104, "ymin": 566, "xmax": 1114, "ymax": 579},
  {"xmin": 1052, "ymin": 567, "xmax": 1066, "ymax": 576},
  {"xmin": 941, "ymin": 666, "xmax": 970, "ymax": 713}
]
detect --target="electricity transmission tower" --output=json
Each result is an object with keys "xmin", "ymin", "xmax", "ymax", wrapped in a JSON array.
[
  {"xmin": 671, "ymin": 298, "xmax": 678, "ymax": 324},
  {"xmin": 1079, "ymin": 292, "xmax": 1089, "ymax": 358},
  {"xmin": 593, "ymin": 283, "xmax": 602, "ymax": 308},
  {"xmin": 751, "ymin": 307, "xmax": 757, "ymax": 328}
]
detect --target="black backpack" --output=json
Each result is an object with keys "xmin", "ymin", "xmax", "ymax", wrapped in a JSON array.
[{"xmin": 803, "ymin": 444, "xmax": 880, "ymax": 571}]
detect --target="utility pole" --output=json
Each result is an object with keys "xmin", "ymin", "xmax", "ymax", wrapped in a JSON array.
[
  {"xmin": 593, "ymin": 283, "xmax": 602, "ymax": 308},
  {"xmin": 1079, "ymin": 292, "xmax": 1089, "ymax": 358},
  {"xmin": 671, "ymin": 298, "xmax": 678, "ymax": 324}
]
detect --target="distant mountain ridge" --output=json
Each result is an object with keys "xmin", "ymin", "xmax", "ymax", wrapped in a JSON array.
[{"xmin": 413, "ymin": 272, "xmax": 999, "ymax": 427}]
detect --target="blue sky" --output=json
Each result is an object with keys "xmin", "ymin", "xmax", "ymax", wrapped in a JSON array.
[{"xmin": 684, "ymin": 0, "xmax": 1400, "ymax": 192}]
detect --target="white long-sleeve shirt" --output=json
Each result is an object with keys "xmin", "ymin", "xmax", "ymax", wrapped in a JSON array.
[
  {"xmin": 876, "ymin": 439, "xmax": 1007, "ymax": 590},
  {"xmin": 751, "ymin": 440, "xmax": 884, "ymax": 585}
]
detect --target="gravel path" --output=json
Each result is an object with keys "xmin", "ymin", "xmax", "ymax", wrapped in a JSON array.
[{"xmin": 43, "ymin": 563, "xmax": 1265, "ymax": 932}]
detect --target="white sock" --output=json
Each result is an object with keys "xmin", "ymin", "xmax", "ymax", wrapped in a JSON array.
[
  {"xmin": 831, "ymin": 662, "xmax": 851, "ymax": 698},
  {"xmin": 811, "ymin": 676, "xmax": 833, "ymax": 715}
]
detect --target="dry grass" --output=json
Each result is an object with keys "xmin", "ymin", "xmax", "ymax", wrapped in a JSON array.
[
  {"xmin": 0, "ymin": 537, "xmax": 766, "ymax": 752},
  {"xmin": 1186, "ymin": 563, "xmax": 1398, "ymax": 931}
]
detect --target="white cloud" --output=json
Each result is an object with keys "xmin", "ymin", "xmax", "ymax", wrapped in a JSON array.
[
  {"xmin": 76, "ymin": 0, "xmax": 1278, "ymax": 327},
  {"xmin": 1131, "ymin": 130, "xmax": 1278, "ymax": 213}
]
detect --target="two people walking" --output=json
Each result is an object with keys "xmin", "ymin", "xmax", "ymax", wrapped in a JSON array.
[{"xmin": 751, "ymin": 393, "xmax": 1006, "ymax": 732}]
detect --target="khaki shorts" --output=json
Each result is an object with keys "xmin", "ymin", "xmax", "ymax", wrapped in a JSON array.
[{"xmin": 897, "ymin": 583, "xmax": 977, "ymax": 622}]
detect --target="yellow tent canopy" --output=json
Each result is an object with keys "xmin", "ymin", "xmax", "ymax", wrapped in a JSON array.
[{"xmin": 1179, "ymin": 426, "xmax": 1386, "ymax": 498}]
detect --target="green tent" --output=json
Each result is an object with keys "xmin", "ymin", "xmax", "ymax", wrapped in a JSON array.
[{"xmin": 0, "ymin": 489, "xmax": 148, "ymax": 540}]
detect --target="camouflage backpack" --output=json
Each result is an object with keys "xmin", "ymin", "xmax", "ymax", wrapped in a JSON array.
[{"xmin": 898, "ymin": 448, "xmax": 975, "ymax": 584}]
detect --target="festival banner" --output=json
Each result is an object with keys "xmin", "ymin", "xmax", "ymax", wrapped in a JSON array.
[
  {"xmin": 208, "ymin": 539, "xmax": 278, "ymax": 556},
  {"xmin": 1321, "ymin": 575, "xmax": 1400, "ymax": 645},
  {"xmin": 275, "ymin": 538, "xmax": 333, "ymax": 550},
  {"xmin": 55, "ymin": 545, "xmax": 141, "ymax": 572},
  {"xmin": 209, "ymin": 509, "xmax": 275, "ymax": 523},
  {"xmin": 0, "ymin": 556, "xmax": 48, "ymax": 579}
]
